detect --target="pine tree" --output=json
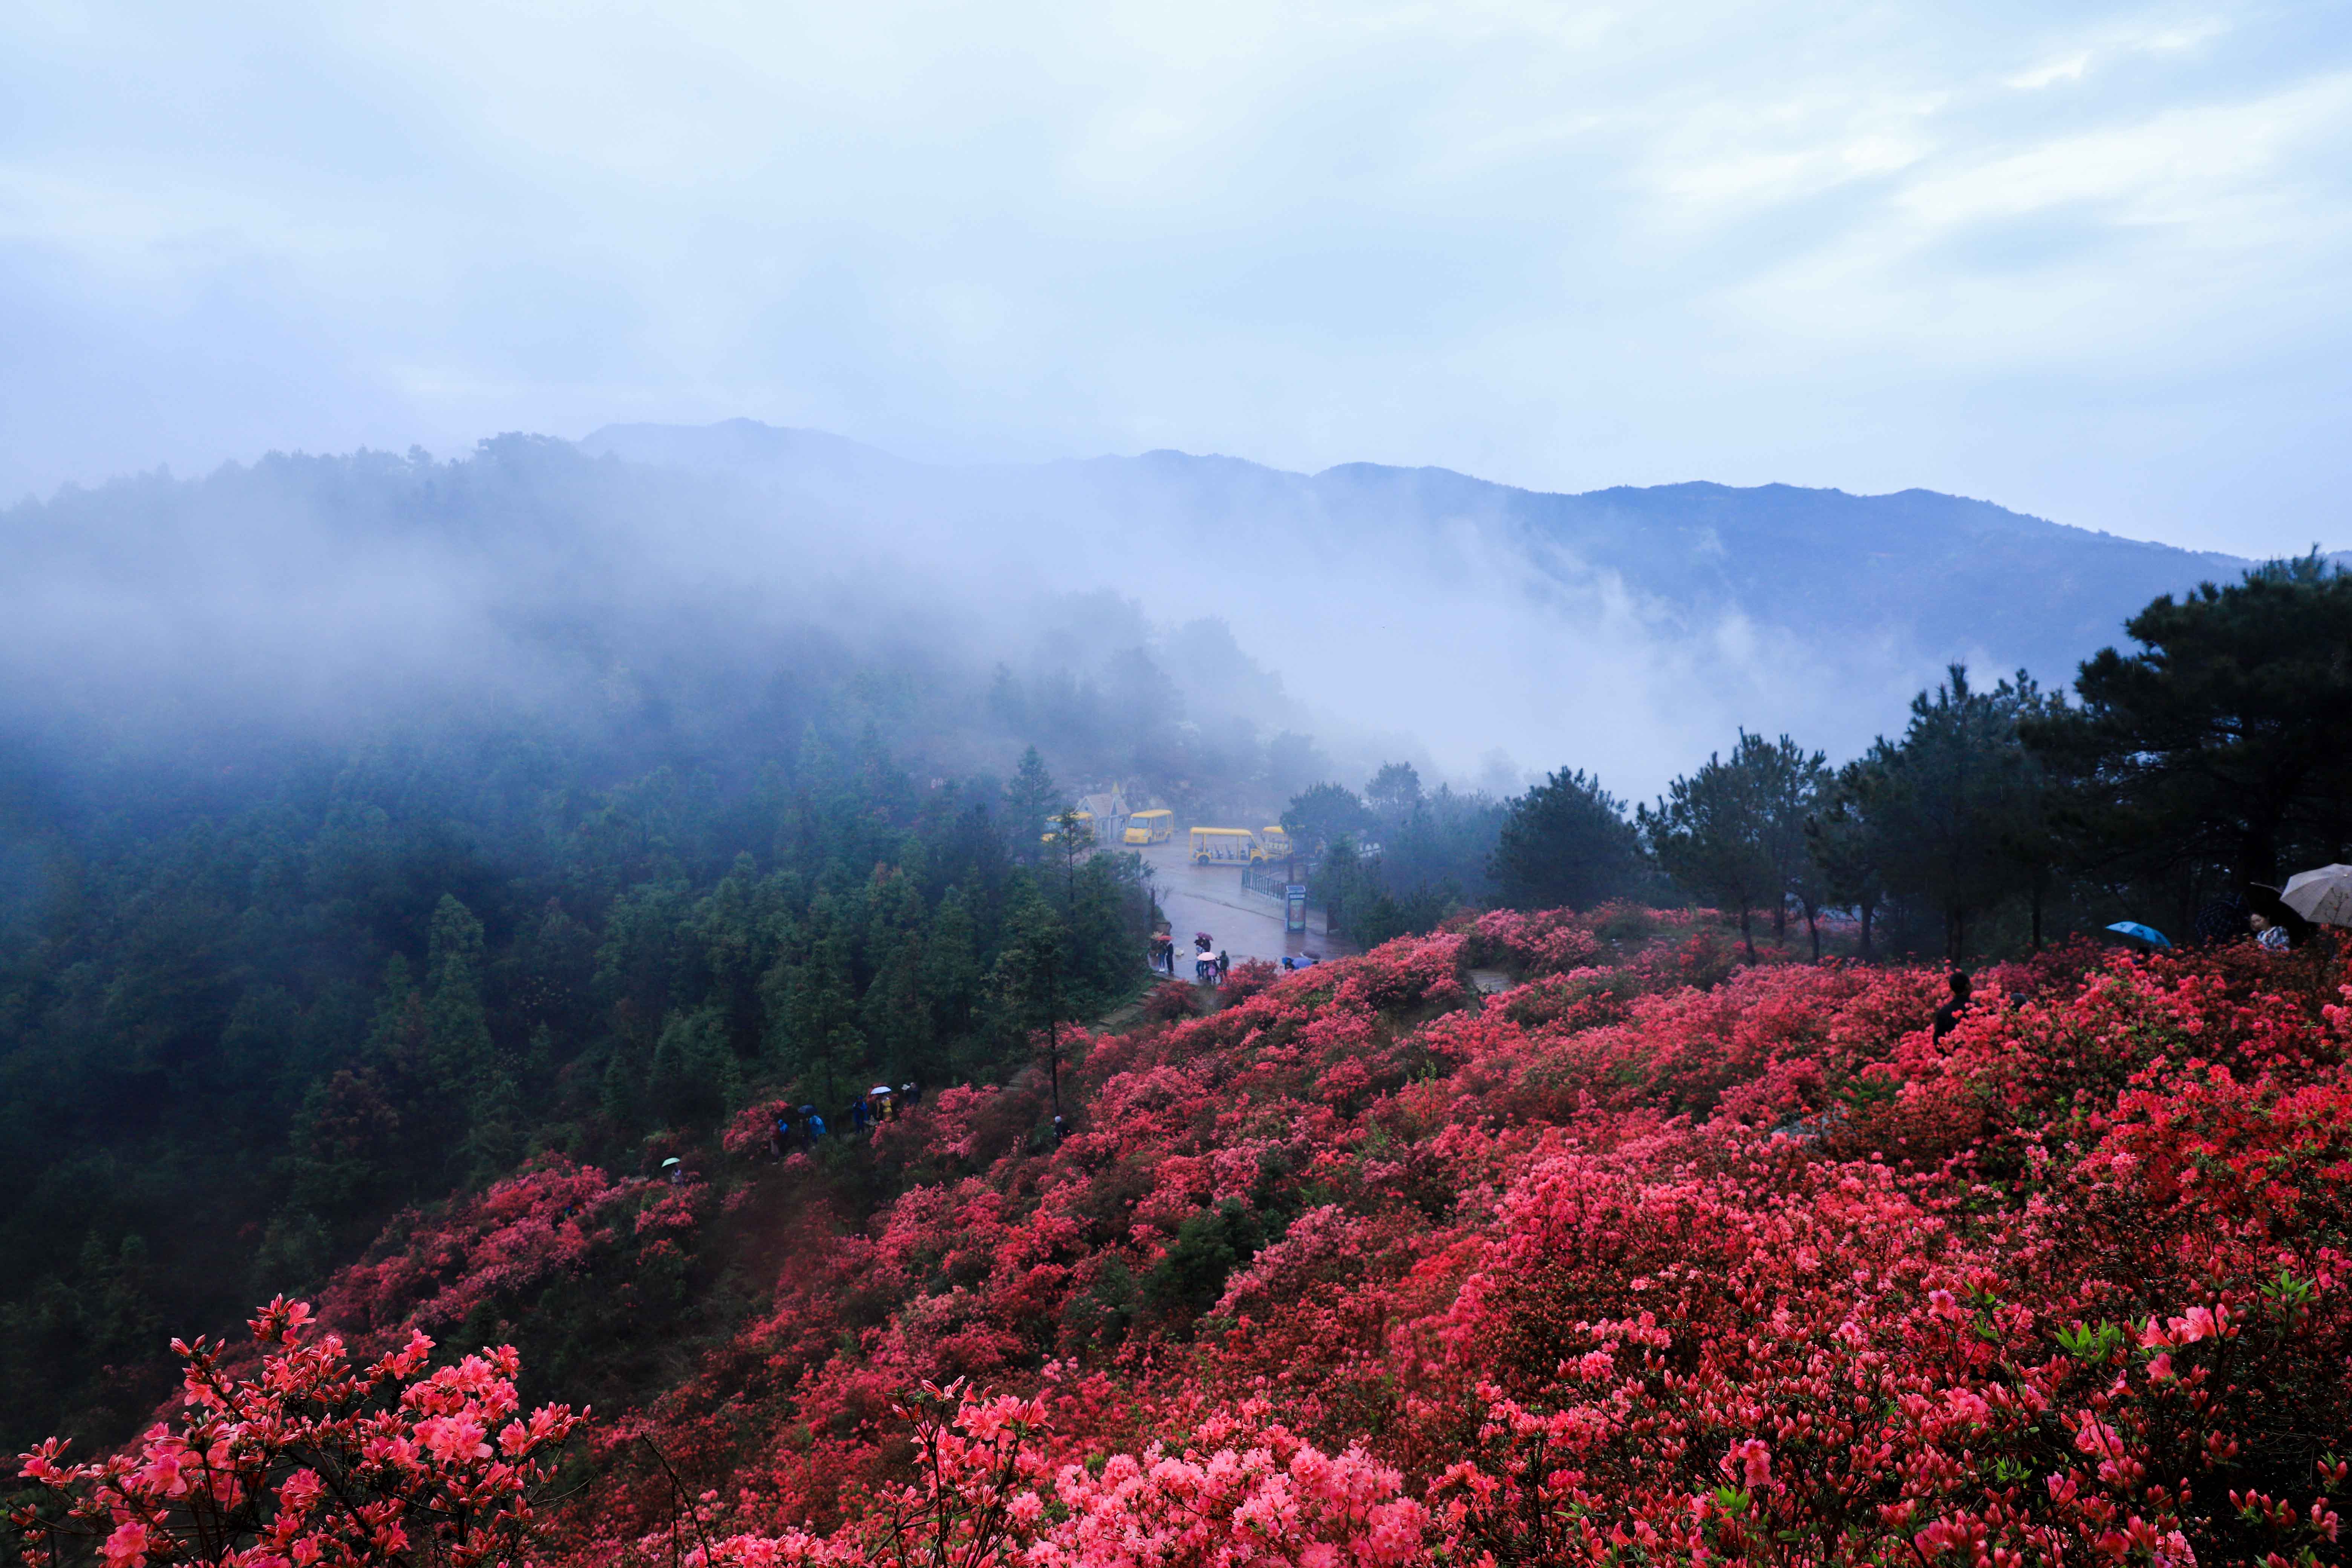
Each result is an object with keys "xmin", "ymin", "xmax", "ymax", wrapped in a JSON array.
[
  {"xmin": 1638, "ymin": 734, "xmax": 1793, "ymax": 958},
  {"xmin": 424, "ymin": 895, "xmax": 496, "ymax": 1123},
  {"xmin": 992, "ymin": 877, "xmax": 1074, "ymax": 1119},
  {"xmin": 1489, "ymin": 769, "xmax": 1644, "ymax": 911},
  {"xmin": 1807, "ymin": 759, "xmax": 1887, "ymax": 960},
  {"xmin": 1365, "ymin": 762, "xmax": 1423, "ymax": 824},
  {"xmin": 1855, "ymin": 668, "xmax": 2050, "ymax": 962},
  {"xmin": 922, "ymin": 887, "xmax": 984, "ymax": 1051},
  {"xmin": 647, "ymin": 1006, "xmax": 740, "ymax": 1128},
  {"xmin": 1004, "ymin": 747, "xmax": 1061, "ymax": 864},
  {"xmin": 2024, "ymin": 555, "xmax": 2352, "ymax": 888}
]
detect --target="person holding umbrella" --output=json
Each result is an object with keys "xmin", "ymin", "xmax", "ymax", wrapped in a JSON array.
[{"xmin": 2246, "ymin": 884, "xmax": 2315, "ymax": 951}]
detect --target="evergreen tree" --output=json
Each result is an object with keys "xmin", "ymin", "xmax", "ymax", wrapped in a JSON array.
[
  {"xmin": 858, "ymin": 870, "xmax": 934, "ymax": 1082},
  {"xmin": 764, "ymin": 896, "xmax": 865, "ymax": 1102},
  {"xmin": 694, "ymin": 855, "xmax": 774, "ymax": 1060},
  {"xmin": 1807, "ymin": 759, "xmax": 1887, "ymax": 960},
  {"xmin": 1854, "ymin": 667, "xmax": 2051, "ymax": 962},
  {"xmin": 1004, "ymin": 747, "xmax": 1061, "ymax": 863},
  {"xmin": 1365, "ymin": 762, "xmax": 1423, "ymax": 825},
  {"xmin": 1753, "ymin": 736, "xmax": 1830, "ymax": 946},
  {"xmin": 921, "ymin": 887, "xmax": 985, "ymax": 1053},
  {"xmin": 992, "ymin": 878, "xmax": 1075, "ymax": 1120},
  {"xmin": 646, "ymin": 1005, "xmax": 739, "ymax": 1129},
  {"xmin": 1489, "ymin": 769, "xmax": 1645, "ymax": 912},
  {"xmin": 2024, "ymin": 555, "xmax": 2352, "ymax": 888},
  {"xmin": 1638, "ymin": 732, "xmax": 1795, "ymax": 958},
  {"xmin": 1282, "ymin": 783, "xmax": 1372, "ymax": 854}
]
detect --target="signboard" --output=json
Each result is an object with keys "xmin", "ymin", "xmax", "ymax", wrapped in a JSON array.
[{"xmin": 1285, "ymin": 884, "xmax": 1308, "ymax": 933}]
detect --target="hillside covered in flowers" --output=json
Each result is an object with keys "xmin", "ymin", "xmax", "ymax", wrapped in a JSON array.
[{"xmin": 17, "ymin": 906, "xmax": 2352, "ymax": 1568}]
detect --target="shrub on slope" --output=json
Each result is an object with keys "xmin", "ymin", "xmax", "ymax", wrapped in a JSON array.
[{"xmin": 18, "ymin": 909, "xmax": 2352, "ymax": 1566}]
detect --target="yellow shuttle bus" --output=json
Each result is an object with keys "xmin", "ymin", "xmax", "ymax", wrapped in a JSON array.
[
  {"xmin": 1189, "ymin": 827, "xmax": 1258, "ymax": 864},
  {"xmin": 1040, "ymin": 809, "xmax": 1093, "ymax": 847},
  {"xmin": 1123, "ymin": 808, "xmax": 1174, "ymax": 845}
]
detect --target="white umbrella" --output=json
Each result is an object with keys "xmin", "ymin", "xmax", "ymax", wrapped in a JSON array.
[{"xmin": 2283, "ymin": 864, "xmax": 2352, "ymax": 928}]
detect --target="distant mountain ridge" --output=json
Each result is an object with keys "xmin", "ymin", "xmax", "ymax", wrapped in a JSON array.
[{"xmin": 581, "ymin": 419, "xmax": 2255, "ymax": 700}]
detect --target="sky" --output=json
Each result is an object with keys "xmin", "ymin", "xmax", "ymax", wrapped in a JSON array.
[{"xmin": 3, "ymin": 0, "xmax": 2349, "ymax": 557}]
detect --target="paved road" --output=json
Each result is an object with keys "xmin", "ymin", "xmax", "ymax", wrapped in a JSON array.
[{"xmin": 1133, "ymin": 840, "xmax": 1352, "ymax": 968}]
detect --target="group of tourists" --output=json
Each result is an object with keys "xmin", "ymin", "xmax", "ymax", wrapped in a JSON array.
[
  {"xmin": 1150, "ymin": 925, "xmax": 1323, "ymax": 984},
  {"xmin": 767, "ymin": 1082, "xmax": 923, "ymax": 1158},
  {"xmin": 1933, "ymin": 880, "xmax": 2335, "ymax": 1044},
  {"xmin": 2115, "ymin": 882, "xmax": 2330, "ymax": 958}
]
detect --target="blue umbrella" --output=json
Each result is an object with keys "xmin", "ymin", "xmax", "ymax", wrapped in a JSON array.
[{"xmin": 2104, "ymin": 921, "xmax": 2171, "ymax": 950}]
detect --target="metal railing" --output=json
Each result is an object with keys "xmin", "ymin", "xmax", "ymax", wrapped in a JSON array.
[{"xmin": 1241, "ymin": 865, "xmax": 1286, "ymax": 902}]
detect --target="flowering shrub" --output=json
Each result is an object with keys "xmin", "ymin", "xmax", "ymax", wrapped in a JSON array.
[
  {"xmin": 12, "ymin": 1298, "xmax": 579, "ymax": 1568},
  {"xmin": 316, "ymin": 1158, "xmax": 703, "ymax": 1339},
  {"xmin": 1139, "ymin": 981, "xmax": 1200, "ymax": 1023},
  {"xmin": 1217, "ymin": 960, "xmax": 1280, "ymax": 1004},
  {"xmin": 690, "ymin": 1386, "xmax": 1427, "ymax": 1568},
  {"xmin": 23, "ymin": 921, "xmax": 2352, "ymax": 1568}
]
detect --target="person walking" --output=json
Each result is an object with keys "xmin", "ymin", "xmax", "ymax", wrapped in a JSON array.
[
  {"xmin": 1931, "ymin": 971, "xmax": 1972, "ymax": 1041},
  {"xmin": 1216, "ymin": 950, "xmax": 1230, "ymax": 985}
]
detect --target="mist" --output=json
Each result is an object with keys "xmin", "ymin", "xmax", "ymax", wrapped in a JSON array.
[
  {"xmin": 0, "ymin": 423, "xmax": 2251, "ymax": 827},
  {"xmin": 0, "ymin": 439, "xmax": 1380, "ymax": 837},
  {"xmin": 577, "ymin": 420, "xmax": 2246, "ymax": 795}
]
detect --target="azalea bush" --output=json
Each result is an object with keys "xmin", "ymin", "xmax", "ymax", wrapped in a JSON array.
[
  {"xmin": 11, "ymin": 1298, "xmax": 579, "ymax": 1568},
  {"xmin": 18, "ymin": 916, "xmax": 2352, "ymax": 1568}
]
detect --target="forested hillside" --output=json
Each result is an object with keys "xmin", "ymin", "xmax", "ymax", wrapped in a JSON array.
[
  {"xmin": 0, "ymin": 712, "xmax": 1156, "ymax": 1454},
  {"xmin": 1, "ymin": 440, "xmax": 1306, "ymax": 1453}
]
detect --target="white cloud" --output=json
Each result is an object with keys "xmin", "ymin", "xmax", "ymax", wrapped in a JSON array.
[
  {"xmin": 0, "ymin": 0, "xmax": 2347, "ymax": 558},
  {"xmin": 2009, "ymin": 53, "xmax": 2093, "ymax": 90}
]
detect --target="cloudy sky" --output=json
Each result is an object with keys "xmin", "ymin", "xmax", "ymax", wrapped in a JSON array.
[{"xmin": 4, "ymin": 0, "xmax": 2347, "ymax": 555}]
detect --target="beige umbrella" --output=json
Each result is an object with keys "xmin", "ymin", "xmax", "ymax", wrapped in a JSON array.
[{"xmin": 2283, "ymin": 864, "xmax": 2352, "ymax": 928}]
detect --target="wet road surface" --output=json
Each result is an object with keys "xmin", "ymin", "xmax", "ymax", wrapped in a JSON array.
[{"xmin": 1133, "ymin": 840, "xmax": 1353, "ymax": 968}]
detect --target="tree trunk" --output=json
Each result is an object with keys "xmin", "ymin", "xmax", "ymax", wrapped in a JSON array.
[
  {"xmin": 1858, "ymin": 899, "xmax": 1875, "ymax": 962},
  {"xmin": 1772, "ymin": 898, "xmax": 1787, "ymax": 944},
  {"xmin": 1805, "ymin": 902, "xmax": 1821, "ymax": 963},
  {"xmin": 1738, "ymin": 906, "xmax": 1756, "ymax": 960}
]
